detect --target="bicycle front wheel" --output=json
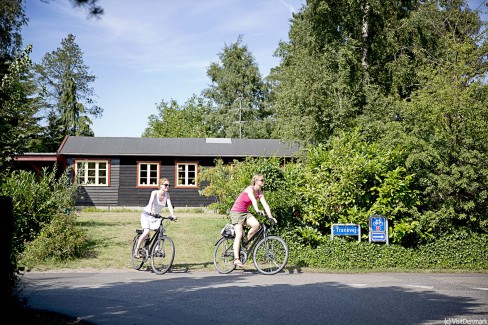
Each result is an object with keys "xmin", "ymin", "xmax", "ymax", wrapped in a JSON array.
[
  {"xmin": 253, "ymin": 235, "xmax": 289, "ymax": 275},
  {"xmin": 213, "ymin": 237, "xmax": 236, "ymax": 274},
  {"xmin": 131, "ymin": 233, "xmax": 146, "ymax": 270},
  {"xmin": 150, "ymin": 235, "xmax": 175, "ymax": 275}
]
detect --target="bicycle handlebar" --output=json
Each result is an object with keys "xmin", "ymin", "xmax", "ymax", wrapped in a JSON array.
[
  {"xmin": 257, "ymin": 210, "xmax": 276, "ymax": 225},
  {"xmin": 157, "ymin": 215, "xmax": 177, "ymax": 222}
]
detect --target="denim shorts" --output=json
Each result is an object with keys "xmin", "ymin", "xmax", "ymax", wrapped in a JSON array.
[{"xmin": 230, "ymin": 211, "xmax": 254, "ymax": 225}]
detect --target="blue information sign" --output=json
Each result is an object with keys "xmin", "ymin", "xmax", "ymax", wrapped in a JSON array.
[
  {"xmin": 333, "ymin": 224, "xmax": 360, "ymax": 236},
  {"xmin": 331, "ymin": 224, "xmax": 361, "ymax": 242},
  {"xmin": 368, "ymin": 215, "xmax": 389, "ymax": 244},
  {"xmin": 371, "ymin": 217, "xmax": 385, "ymax": 232}
]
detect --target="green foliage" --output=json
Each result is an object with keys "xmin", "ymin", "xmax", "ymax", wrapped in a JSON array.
[
  {"xmin": 297, "ymin": 129, "xmax": 423, "ymax": 244},
  {"xmin": 0, "ymin": 0, "xmax": 27, "ymax": 59},
  {"xmin": 0, "ymin": 45, "xmax": 41, "ymax": 173},
  {"xmin": 19, "ymin": 213, "xmax": 88, "ymax": 269},
  {"xmin": 198, "ymin": 156, "xmax": 301, "ymax": 222},
  {"xmin": 143, "ymin": 95, "xmax": 216, "ymax": 138},
  {"xmin": 0, "ymin": 166, "xmax": 78, "ymax": 252},
  {"xmin": 284, "ymin": 231, "xmax": 488, "ymax": 270},
  {"xmin": 202, "ymin": 35, "xmax": 271, "ymax": 138}
]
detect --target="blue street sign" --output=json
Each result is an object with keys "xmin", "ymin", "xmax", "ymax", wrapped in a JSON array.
[
  {"xmin": 331, "ymin": 223, "xmax": 361, "ymax": 242},
  {"xmin": 333, "ymin": 224, "xmax": 359, "ymax": 236}
]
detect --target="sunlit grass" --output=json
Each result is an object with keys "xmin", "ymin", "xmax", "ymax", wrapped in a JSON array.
[{"xmin": 28, "ymin": 210, "xmax": 230, "ymax": 272}]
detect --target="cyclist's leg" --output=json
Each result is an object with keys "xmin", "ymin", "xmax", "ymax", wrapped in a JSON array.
[
  {"xmin": 134, "ymin": 228, "xmax": 150, "ymax": 258},
  {"xmin": 131, "ymin": 233, "xmax": 145, "ymax": 270},
  {"xmin": 231, "ymin": 211, "xmax": 246, "ymax": 267},
  {"xmin": 246, "ymin": 215, "xmax": 260, "ymax": 242},
  {"xmin": 135, "ymin": 212, "xmax": 151, "ymax": 258}
]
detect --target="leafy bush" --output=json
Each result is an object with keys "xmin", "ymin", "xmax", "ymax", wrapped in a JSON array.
[
  {"xmin": 284, "ymin": 231, "xmax": 488, "ymax": 270},
  {"xmin": 0, "ymin": 166, "xmax": 78, "ymax": 253},
  {"xmin": 198, "ymin": 156, "xmax": 302, "ymax": 222},
  {"xmin": 19, "ymin": 213, "xmax": 88, "ymax": 269}
]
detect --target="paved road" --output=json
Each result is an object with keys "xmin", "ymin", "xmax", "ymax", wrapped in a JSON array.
[{"xmin": 20, "ymin": 269, "xmax": 488, "ymax": 325}]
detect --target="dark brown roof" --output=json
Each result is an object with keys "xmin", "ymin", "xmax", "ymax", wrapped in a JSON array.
[{"xmin": 58, "ymin": 136, "xmax": 299, "ymax": 157}]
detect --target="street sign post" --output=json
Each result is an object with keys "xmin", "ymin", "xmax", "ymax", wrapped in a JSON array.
[
  {"xmin": 331, "ymin": 223, "xmax": 361, "ymax": 242},
  {"xmin": 368, "ymin": 215, "xmax": 388, "ymax": 244}
]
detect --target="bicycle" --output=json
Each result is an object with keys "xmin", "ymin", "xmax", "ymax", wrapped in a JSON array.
[
  {"xmin": 213, "ymin": 212, "xmax": 289, "ymax": 275},
  {"xmin": 131, "ymin": 215, "xmax": 176, "ymax": 275}
]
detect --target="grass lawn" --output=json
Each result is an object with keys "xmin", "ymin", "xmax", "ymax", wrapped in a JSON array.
[{"xmin": 25, "ymin": 209, "xmax": 231, "ymax": 272}]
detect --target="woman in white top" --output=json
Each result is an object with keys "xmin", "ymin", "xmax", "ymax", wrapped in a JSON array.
[{"xmin": 134, "ymin": 177, "xmax": 176, "ymax": 258}]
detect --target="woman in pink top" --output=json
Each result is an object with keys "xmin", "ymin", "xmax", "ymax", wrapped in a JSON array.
[{"xmin": 230, "ymin": 173, "xmax": 277, "ymax": 267}]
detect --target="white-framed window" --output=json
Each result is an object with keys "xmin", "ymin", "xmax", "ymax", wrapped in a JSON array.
[
  {"xmin": 75, "ymin": 160, "xmax": 109, "ymax": 186},
  {"xmin": 176, "ymin": 162, "xmax": 198, "ymax": 188},
  {"xmin": 137, "ymin": 162, "xmax": 160, "ymax": 187}
]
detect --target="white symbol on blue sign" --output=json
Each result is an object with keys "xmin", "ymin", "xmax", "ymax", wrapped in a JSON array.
[
  {"xmin": 372, "ymin": 233, "xmax": 385, "ymax": 241},
  {"xmin": 372, "ymin": 217, "xmax": 385, "ymax": 232}
]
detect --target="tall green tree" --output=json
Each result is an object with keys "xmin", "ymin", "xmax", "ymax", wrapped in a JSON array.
[
  {"xmin": 34, "ymin": 33, "xmax": 101, "ymax": 150},
  {"xmin": 270, "ymin": 0, "xmax": 422, "ymax": 145},
  {"xmin": 0, "ymin": 46, "xmax": 40, "ymax": 173},
  {"xmin": 143, "ymin": 95, "xmax": 216, "ymax": 138},
  {"xmin": 374, "ymin": 0, "xmax": 488, "ymax": 234},
  {"xmin": 0, "ymin": 0, "xmax": 27, "ymax": 61},
  {"xmin": 202, "ymin": 35, "xmax": 271, "ymax": 138},
  {"xmin": 0, "ymin": 0, "xmax": 36, "ymax": 173}
]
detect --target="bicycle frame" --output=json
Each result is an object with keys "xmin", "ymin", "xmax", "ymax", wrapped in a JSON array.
[{"xmin": 240, "ymin": 223, "xmax": 269, "ymax": 262}]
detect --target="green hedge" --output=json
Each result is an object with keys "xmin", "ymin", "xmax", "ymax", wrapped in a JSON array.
[{"xmin": 286, "ymin": 232, "xmax": 488, "ymax": 271}]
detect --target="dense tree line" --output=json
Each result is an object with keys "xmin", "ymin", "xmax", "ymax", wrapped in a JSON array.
[{"xmin": 196, "ymin": 0, "xmax": 487, "ymax": 245}]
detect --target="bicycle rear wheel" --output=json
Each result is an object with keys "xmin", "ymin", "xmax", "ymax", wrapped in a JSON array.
[
  {"xmin": 253, "ymin": 235, "xmax": 288, "ymax": 275},
  {"xmin": 131, "ymin": 233, "xmax": 146, "ymax": 270},
  {"xmin": 150, "ymin": 235, "xmax": 175, "ymax": 275},
  {"xmin": 213, "ymin": 237, "xmax": 236, "ymax": 274}
]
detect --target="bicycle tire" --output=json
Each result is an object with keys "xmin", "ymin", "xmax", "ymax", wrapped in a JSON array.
[
  {"xmin": 131, "ymin": 234, "xmax": 146, "ymax": 270},
  {"xmin": 253, "ymin": 235, "xmax": 288, "ymax": 275},
  {"xmin": 213, "ymin": 237, "xmax": 237, "ymax": 274},
  {"xmin": 150, "ymin": 235, "xmax": 175, "ymax": 275}
]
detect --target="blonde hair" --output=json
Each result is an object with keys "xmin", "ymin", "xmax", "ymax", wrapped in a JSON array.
[
  {"xmin": 251, "ymin": 174, "xmax": 263, "ymax": 185},
  {"xmin": 159, "ymin": 178, "xmax": 170, "ymax": 187}
]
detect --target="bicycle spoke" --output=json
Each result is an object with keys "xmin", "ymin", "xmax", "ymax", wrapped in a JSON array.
[
  {"xmin": 213, "ymin": 237, "xmax": 237, "ymax": 274},
  {"xmin": 151, "ymin": 236, "xmax": 175, "ymax": 275},
  {"xmin": 253, "ymin": 236, "xmax": 289, "ymax": 275}
]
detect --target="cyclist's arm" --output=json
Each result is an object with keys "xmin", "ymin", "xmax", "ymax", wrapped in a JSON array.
[
  {"xmin": 245, "ymin": 186, "xmax": 261, "ymax": 215},
  {"xmin": 259, "ymin": 195, "xmax": 276, "ymax": 223}
]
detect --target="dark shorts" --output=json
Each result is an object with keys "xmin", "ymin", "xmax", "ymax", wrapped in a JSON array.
[{"xmin": 230, "ymin": 211, "xmax": 254, "ymax": 225}]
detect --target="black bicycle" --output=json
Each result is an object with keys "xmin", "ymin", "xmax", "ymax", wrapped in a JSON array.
[
  {"xmin": 131, "ymin": 215, "xmax": 176, "ymax": 275},
  {"xmin": 213, "ymin": 212, "xmax": 289, "ymax": 275}
]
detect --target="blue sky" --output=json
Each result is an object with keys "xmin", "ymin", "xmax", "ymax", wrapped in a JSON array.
[{"xmin": 22, "ymin": 0, "xmax": 304, "ymax": 137}]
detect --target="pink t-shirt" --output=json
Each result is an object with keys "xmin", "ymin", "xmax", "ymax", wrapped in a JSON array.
[{"xmin": 231, "ymin": 189, "xmax": 261, "ymax": 213}]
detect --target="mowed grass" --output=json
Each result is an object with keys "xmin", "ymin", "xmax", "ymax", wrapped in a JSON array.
[{"xmin": 29, "ymin": 209, "xmax": 232, "ymax": 272}]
